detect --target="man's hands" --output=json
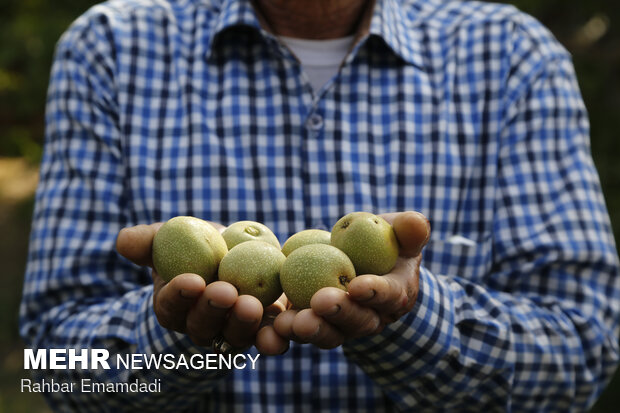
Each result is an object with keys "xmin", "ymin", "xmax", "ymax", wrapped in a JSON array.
[
  {"xmin": 116, "ymin": 223, "xmax": 289, "ymax": 355},
  {"xmin": 273, "ymin": 211, "xmax": 430, "ymax": 349},
  {"xmin": 115, "ymin": 211, "xmax": 429, "ymax": 354}
]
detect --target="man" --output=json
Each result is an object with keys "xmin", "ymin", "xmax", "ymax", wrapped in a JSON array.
[{"xmin": 21, "ymin": 0, "xmax": 620, "ymax": 411}]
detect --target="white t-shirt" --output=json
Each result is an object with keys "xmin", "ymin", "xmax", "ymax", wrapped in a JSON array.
[{"xmin": 279, "ymin": 35, "xmax": 355, "ymax": 92}]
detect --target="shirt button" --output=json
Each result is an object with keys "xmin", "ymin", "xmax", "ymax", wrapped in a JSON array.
[{"xmin": 306, "ymin": 113, "xmax": 324, "ymax": 131}]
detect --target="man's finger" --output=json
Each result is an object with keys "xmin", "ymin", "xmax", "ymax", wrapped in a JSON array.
[
  {"xmin": 116, "ymin": 223, "xmax": 163, "ymax": 267},
  {"xmin": 221, "ymin": 295, "xmax": 263, "ymax": 349},
  {"xmin": 153, "ymin": 272, "xmax": 205, "ymax": 332},
  {"xmin": 349, "ymin": 256, "xmax": 421, "ymax": 323},
  {"xmin": 256, "ymin": 325, "xmax": 289, "ymax": 355},
  {"xmin": 261, "ymin": 294, "xmax": 288, "ymax": 329},
  {"xmin": 291, "ymin": 309, "xmax": 344, "ymax": 349},
  {"xmin": 310, "ymin": 287, "xmax": 380, "ymax": 338},
  {"xmin": 385, "ymin": 255, "xmax": 421, "ymax": 314},
  {"xmin": 347, "ymin": 273, "xmax": 407, "ymax": 318},
  {"xmin": 381, "ymin": 211, "xmax": 430, "ymax": 258},
  {"xmin": 151, "ymin": 270, "xmax": 167, "ymax": 295},
  {"xmin": 273, "ymin": 309, "xmax": 298, "ymax": 339},
  {"xmin": 185, "ymin": 281, "xmax": 238, "ymax": 346}
]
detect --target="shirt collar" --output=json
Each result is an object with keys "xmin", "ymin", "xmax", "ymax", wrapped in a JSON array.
[
  {"xmin": 205, "ymin": 0, "xmax": 264, "ymax": 60},
  {"xmin": 206, "ymin": 0, "xmax": 428, "ymax": 70},
  {"xmin": 364, "ymin": 0, "xmax": 428, "ymax": 69},
  {"xmin": 211, "ymin": 0, "xmax": 262, "ymax": 33}
]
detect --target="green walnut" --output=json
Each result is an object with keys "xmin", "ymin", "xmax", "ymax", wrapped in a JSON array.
[
  {"xmin": 280, "ymin": 244, "xmax": 356, "ymax": 309},
  {"xmin": 221, "ymin": 220, "xmax": 281, "ymax": 250},
  {"xmin": 152, "ymin": 216, "xmax": 228, "ymax": 283},
  {"xmin": 218, "ymin": 240, "xmax": 286, "ymax": 307},
  {"xmin": 330, "ymin": 212, "xmax": 399, "ymax": 275},
  {"xmin": 281, "ymin": 229, "xmax": 331, "ymax": 256}
]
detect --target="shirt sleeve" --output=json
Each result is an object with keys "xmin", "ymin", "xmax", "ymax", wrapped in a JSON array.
[
  {"xmin": 19, "ymin": 9, "xmax": 227, "ymax": 412},
  {"xmin": 342, "ymin": 14, "xmax": 620, "ymax": 413}
]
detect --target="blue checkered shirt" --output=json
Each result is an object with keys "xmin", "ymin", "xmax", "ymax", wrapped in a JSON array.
[{"xmin": 21, "ymin": 0, "xmax": 620, "ymax": 411}]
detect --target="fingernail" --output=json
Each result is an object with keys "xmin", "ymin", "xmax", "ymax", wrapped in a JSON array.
[
  {"xmin": 207, "ymin": 299, "xmax": 230, "ymax": 309},
  {"xmin": 356, "ymin": 289, "xmax": 376, "ymax": 302},
  {"xmin": 324, "ymin": 304, "xmax": 341, "ymax": 316},
  {"xmin": 372, "ymin": 316, "xmax": 382, "ymax": 333},
  {"xmin": 415, "ymin": 212, "xmax": 431, "ymax": 243},
  {"xmin": 235, "ymin": 310, "xmax": 260, "ymax": 323},
  {"xmin": 373, "ymin": 321, "xmax": 386, "ymax": 334}
]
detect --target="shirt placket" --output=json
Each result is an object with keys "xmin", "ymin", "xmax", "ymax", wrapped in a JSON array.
[{"xmin": 269, "ymin": 38, "xmax": 333, "ymax": 232}]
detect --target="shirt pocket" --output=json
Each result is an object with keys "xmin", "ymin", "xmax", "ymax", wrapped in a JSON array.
[{"xmin": 422, "ymin": 234, "xmax": 493, "ymax": 282}]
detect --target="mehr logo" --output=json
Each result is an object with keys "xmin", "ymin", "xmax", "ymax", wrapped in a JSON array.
[{"xmin": 24, "ymin": 349, "xmax": 110, "ymax": 370}]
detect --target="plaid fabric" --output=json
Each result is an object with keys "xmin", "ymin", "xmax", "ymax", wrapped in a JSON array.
[{"xmin": 20, "ymin": 0, "xmax": 620, "ymax": 411}]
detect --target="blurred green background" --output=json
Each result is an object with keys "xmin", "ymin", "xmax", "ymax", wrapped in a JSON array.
[{"xmin": 0, "ymin": 0, "xmax": 618, "ymax": 411}]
